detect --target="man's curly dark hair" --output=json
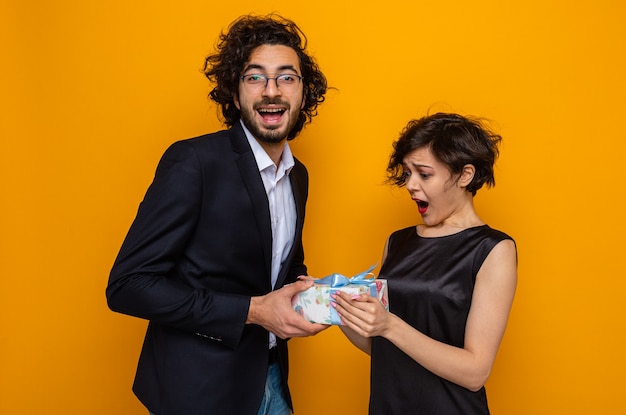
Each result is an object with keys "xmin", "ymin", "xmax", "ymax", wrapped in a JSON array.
[{"xmin": 202, "ymin": 14, "xmax": 328, "ymax": 140}]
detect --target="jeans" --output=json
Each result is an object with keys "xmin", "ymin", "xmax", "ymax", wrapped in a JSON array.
[{"xmin": 257, "ymin": 362, "xmax": 291, "ymax": 415}]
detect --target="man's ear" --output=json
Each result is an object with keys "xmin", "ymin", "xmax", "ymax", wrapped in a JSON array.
[
  {"xmin": 459, "ymin": 164, "xmax": 476, "ymax": 188},
  {"xmin": 234, "ymin": 93, "xmax": 240, "ymax": 110}
]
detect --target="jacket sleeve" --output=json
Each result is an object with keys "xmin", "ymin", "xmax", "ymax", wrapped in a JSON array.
[{"xmin": 106, "ymin": 140, "xmax": 249, "ymax": 349}]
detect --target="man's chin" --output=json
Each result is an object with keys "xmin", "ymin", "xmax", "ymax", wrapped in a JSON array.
[{"xmin": 248, "ymin": 124, "xmax": 290, "ymax": 144}]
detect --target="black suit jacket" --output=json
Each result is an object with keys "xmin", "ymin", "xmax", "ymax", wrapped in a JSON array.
[{"xmin": 106, "ymin": 122, "xmax": 308, "ymax": 415}]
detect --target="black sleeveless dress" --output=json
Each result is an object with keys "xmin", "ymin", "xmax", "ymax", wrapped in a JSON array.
[{"xmin": 369, "ymin": 225, "xmax": 513, "ymax": 415}]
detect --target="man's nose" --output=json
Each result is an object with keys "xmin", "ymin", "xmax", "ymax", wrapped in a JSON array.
[{"xmin": 263, "ymin": 78, "xmax": 282, "ymax": 96}]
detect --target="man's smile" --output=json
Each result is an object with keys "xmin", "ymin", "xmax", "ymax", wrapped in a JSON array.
[{"xmin": 257, "ymin": 107, "xmax": 287, "ymax": 124}]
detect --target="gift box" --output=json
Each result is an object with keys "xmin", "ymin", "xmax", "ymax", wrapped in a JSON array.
[{"xmin": 292, "ymin": 266, "xmax": 389, "ymax": 325}]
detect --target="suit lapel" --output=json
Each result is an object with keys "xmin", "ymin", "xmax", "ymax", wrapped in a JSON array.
[
  {"xmin": 230, "ymin": 124, "xmax": 273, "ymax": 286},
  {"xmin": 230, "ymin": 123, "xmax": 307, "ymax": 292},
  {"xmin": 289, "ymin": 164, "xmax": 306, "ymax": 233},
  {"xmin": 274, "ymin": 164, "xmax": 306, "ymax": 289}
]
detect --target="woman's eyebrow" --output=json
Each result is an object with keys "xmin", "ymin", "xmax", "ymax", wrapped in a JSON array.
[{"xmin": 405, "ymin": 162, "xmax": 433, "ymax": 169}]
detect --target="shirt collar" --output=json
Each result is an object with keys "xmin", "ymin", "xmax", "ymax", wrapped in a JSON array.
[{"xmin": 240, "ymin": 120, "xmax": 295, "ymax": 174}]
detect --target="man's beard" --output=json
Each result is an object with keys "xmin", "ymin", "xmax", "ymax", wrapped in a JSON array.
[
  {"xmin": 244, "ymin": 121, "xmax": 288, "ymax": 144},
  {"xmin": 239, "ymin": 99, "xmax": 300, "ymax": 143}
]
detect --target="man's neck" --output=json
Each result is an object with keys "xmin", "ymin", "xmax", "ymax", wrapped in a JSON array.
[{"xmin": 257, "ymin": 139, "xmax": 286, "ymax": 166}]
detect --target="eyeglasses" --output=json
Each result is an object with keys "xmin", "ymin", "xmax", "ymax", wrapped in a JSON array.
[{"xmin": 240, "ymin": 73, "xmax": 303, "ymax": 90}]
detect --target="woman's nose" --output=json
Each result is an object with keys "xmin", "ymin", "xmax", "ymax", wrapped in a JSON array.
[{"xmin": 405, "ymin": 175, "xmax": 419, "ymax": 192}]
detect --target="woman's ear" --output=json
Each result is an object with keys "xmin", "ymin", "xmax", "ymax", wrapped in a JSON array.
[{"xmin": 459, "ymin": 164, "xmax": 475, "ymax": 188}]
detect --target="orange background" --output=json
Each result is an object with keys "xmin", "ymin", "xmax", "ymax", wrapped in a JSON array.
[{"xmin": 2, "ymin": 1, "xmax": 625, "ymax": 414}]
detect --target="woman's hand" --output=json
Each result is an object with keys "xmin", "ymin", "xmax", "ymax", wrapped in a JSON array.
[{"xmin": 331, "ymin": 291, "xmax": 393, "ymax": 338}]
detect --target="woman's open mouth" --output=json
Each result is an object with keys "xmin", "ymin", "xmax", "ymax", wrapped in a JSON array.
[{"xmin": 417, "ymin": 200, "xmax": 429, "ymax": 214}]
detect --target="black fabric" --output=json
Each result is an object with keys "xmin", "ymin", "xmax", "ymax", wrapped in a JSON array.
[
  {"xmin": 268, "ymin": 347, "xmax": 279, "ymax": 363},
  {"xmin": 106, "ymin": 123, "xmax": 308, "ymax": 415},
  {"xmin": 369, "ymin": 225, "xmax": 513, "ymax": 415}
]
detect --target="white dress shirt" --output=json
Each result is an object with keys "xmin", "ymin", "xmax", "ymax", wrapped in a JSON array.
[{"xmin": 241, "ymin": 121, "xmax": 297, "ymax": 349}]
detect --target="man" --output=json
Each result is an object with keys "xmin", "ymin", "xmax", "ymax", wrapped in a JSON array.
[{"xmin": 106, "ymin": 14, "xmax": 328, "ymax": 415}]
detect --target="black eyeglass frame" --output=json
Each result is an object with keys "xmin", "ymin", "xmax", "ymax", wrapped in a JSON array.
[{"xmin": 239, "ymin": 73, "xmax": 303, "ymax": 88}]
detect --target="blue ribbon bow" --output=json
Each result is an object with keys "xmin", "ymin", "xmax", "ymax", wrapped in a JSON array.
[
  {"xmin": 315, "ymin": 264, "xmax": 377, "ymax": 287},
  {"xmin": 313, "ymin": 264, "xmax": 378, "ymax": 325}
]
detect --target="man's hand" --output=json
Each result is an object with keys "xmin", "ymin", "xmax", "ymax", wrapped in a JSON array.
[{"xmin": 247, "ymin": 278, "xmax": 328, "ymax": 338}]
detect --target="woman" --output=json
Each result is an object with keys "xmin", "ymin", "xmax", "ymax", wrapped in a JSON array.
[{"xmin": 333, "ymin": 113, "xmax": 518, "ymax": 414}]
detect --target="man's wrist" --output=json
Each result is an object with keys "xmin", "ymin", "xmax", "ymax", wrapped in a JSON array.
[{"xmin": 246, "ymin": 296, "xmax": 259, "ymax": 325}]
